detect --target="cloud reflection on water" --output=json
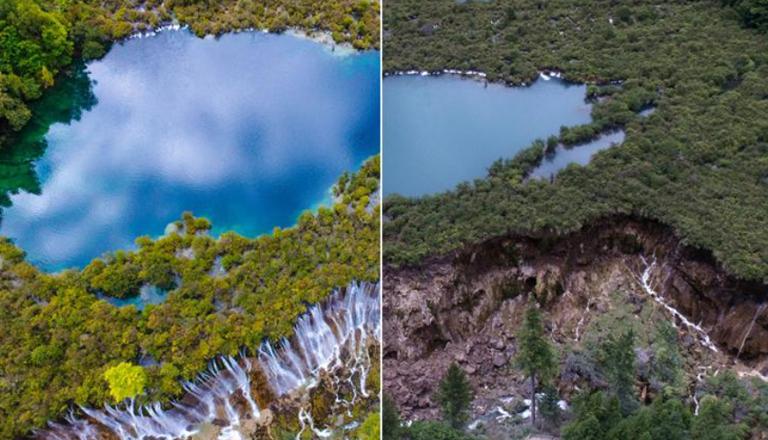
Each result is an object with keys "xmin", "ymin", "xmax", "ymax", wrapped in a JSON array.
[{"xmin": 2, "ymin": 30, "xmax": 380, "ymax": 271}]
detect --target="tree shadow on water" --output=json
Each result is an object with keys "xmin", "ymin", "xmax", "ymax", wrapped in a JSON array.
[{"xmin": 0, "ymin": 62, "xmax": 97, "ymax": 210}]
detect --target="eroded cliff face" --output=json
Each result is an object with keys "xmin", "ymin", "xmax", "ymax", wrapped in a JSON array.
[{"xmin": 383, "ymin": 216, "xmax": 768, "ymax": 421}]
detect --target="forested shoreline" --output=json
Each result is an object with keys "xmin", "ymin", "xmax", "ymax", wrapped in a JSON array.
[
  {"xmin": 0, "ymin": 157, "xmax": 380, "ymax": 437},
  {"xmin": 0, "ymin": 0, "xmax": 380, "ymax": 153},
  {"xmin": 383, "ymin": 0, "xmax": 768, "ymax": 282}
]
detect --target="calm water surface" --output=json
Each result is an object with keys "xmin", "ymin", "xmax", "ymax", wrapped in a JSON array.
[
  {"xmin": 2, "ymin": 30, "xmax": 380, "ymax": 271},
  {"xmin": 99, "ymin": 285, "xmax": 168, "ymax": 310},
  {"xmin": 383, "ymin": 75, "xmax": 592, "ymax": 197},
  {"xmin": 529, "ymin": 130, "xmax": 626, "ymax": 180}
]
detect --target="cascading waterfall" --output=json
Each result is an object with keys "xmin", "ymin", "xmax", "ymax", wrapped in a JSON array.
[
  {"xmin": 257, "ymin": 281, "xmax": 380, "ymax": 396},
  {"xmin": 637, "ymin": 256, "xmax": 718, "ymax": 352},
  {"xmin": 38, "ymin": 281, "xmax": 380, "ymax": 440}
]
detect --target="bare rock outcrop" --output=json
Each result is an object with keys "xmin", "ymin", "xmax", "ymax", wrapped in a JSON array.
[{"xmin": 383, "ymin": 216, "xmax": 768, "ymax": 421}]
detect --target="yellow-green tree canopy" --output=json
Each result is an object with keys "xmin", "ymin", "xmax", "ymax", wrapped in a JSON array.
[
  {"xmin": 357, "ymin": 411, "xmax": 381, "ymax": 440},
  {"xmin": 103, "ymin": 362, "xmax": 147, "ymax": 402}
]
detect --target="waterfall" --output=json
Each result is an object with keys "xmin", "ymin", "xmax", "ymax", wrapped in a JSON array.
[
  {"xmin": 638, "ymin": 257, "xmax": 718, "ymax": 352},
  {"xmin": 37, "ymin": 281, "xmax": 380, "ymax": 440},
  {"xmin": 258, "ymin": 281, "xmax": 380, "ymax": 396}
]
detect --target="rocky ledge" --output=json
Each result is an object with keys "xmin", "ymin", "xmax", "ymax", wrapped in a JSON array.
[{"xmin": 383, "ymin": 215, "xmax": 768, "ymax": 421}]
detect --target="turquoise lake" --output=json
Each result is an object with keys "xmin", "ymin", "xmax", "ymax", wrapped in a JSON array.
[
  {"xmin": 1, "ymin": 30, "xmax": 380, "ymax": 272},
  {"xmin": 383, "ymin": 74, "xmax": 594, "ymax": 197}
]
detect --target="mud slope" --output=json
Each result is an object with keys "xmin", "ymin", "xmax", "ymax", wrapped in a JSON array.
[{"xmin": 383, "ymin": 216, "xmax": 768, "ymax": 420}]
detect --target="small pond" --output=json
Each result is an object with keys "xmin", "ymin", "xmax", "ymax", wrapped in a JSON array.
[
  {"xmin": 529, "ymin": 130, "xmax": 626, "ymax": 180},
  {"xmin": 100, "ymin": 285, "xmax": 168, "ymax": 310}
]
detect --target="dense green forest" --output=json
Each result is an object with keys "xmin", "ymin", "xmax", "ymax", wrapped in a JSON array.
[
  {"xmin": 0, "ymin": 0, "xmax": 379, "ymax": 153},
  {"xmin": 0, "ymin": 157, "xmax": 379, "ymax": 438},
  {"xmin": 383, "ymin": 0, "xmax": 768, "ymax": 281}
]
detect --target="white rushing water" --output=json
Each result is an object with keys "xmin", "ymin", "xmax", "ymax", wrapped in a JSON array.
[
  {"xmin": 638, "ymin": 257, "xmax": 718, "ymax": 352},
  {"xmin": 40, "ymin": 281, "xmax": 380, "ymax": 440}
]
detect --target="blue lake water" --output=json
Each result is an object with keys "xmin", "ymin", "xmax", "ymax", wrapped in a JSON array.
[
  {"xmin": 529, "ymin": 130, "xmax": 626, "ymax": 180},
  {"xmin": 1, "ymin": 30, "xmax": 380, "ymax": 271},
  {"xmin": 99, "ymin": 285, "xmax": 168, "ymax": 310},
  {"xmin": 383, "ymin": 75, "xmax": 593, "ymax": 197}
]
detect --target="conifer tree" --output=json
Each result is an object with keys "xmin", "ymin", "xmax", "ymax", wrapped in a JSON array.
[
  {"xmin": 691, "ymin": 396, "xmax": 745, "ymax": 440},
  {"xmin": 608, "ymin": 396, "xmax": 690, "ymax": 440},
  {"xmin": 649, "ymin": 397, "xmax": 690, "ymax": 440},
  {"xmin": 539, "ymin": 383, "xmax": 562, "ymax": 430},
  {"xmin": 601, "ymin": 329, "xmax": 638, "ymax": 415},
  {"xmin": 436, "ymin": 362, "xmax": 474, "ymax": 430},
  {"xmin": 562, "ymin": 392, "xmax": 621, "ymax": 440},
  {"xmin": 383, "ymin": 394, "xmax": 402, "ymax": 440},
  {"xmin": 516, "ymin": 300, "xmax": 557, "ymax": 426},
  {"xmin": 650, "ymin": 320, "xmax": 683, "ymax": 391}
]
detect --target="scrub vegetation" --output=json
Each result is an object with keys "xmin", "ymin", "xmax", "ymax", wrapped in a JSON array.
[
  {"xmin": 0, "ymin": 157, "xmax": 379, "ymax": 438},
  {"xmin": 383, "ymin": 0, "xmax": 768, "ymax": 281},
  {"xmin": 0, "ymin": 0, "xmax": 379, "ymax": 152}
]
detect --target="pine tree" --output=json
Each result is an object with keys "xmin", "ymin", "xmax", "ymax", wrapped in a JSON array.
[
  {"xmin": 601, "ymin": 329, "xmax": 638, "ymax": 415},
  {"xmin": 436, "ymin": 362, "xmax": 474, "ymax": 430},
  {"xmin": 608, "ymin": 396, "xmax": 691, "ymax": 440},
  {"xmin": 691, "ymin": 396, "xmax": 746, "ymax": 440},
  {"xmin": 649, "ymin": 397, "xmax": 690, "ymax": 440},
  {"xmin": 539, "ymin": 383, "xmax": 562, "ymax": 430},
  {"xmin": 383, "ymin": 394, "xmax": 402, "ymax": 440},
  {"xmin": 516, "ymin": 300, "xmax": 557, "ymax": 426},
  {"xmin": 562, "ymin": 391, "xmax": 622, "ymax": 440},
  {"xmin": 650, "ymin": 320, "xmax": 683, "ymax": 391}
]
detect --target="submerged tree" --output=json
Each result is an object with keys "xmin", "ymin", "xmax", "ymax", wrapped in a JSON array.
[
  {"xmin": 436, "ymin": 362, "xmax": 474, "ymax": 430},
  {"xmin": 516, "ymin": 300, "xmax": 557, "ymax": 426}
]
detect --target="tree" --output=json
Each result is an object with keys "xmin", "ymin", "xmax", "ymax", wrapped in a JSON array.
[
  {"xmin": 406, "ymin": 421, "xmax": 471, "ymax": 440},
  {"xmin": 601, "ymin": 329, "xmax": 638, "ymax": 415},
  {"xmin": 691, "ymin": 396, "xmax": 745, "ymax": 440},
  {"xmin": 103, "ymin": 362, "xmax": 147, "ymax": 402},
  {"xmin": 538, "ymin": 383, "xmax": 562, "ymax": 430},
  {"xmin": 648, "ymin": 398, "xmax": 690, "ymax": 440},
  {"xmin": 649, "ymin": 320, "xmax": 682, "ymax": 392},
  {"xmin": 516, "ymin": 300, "xmax": 556, "ymax": 426},
  {"xmin": 435, "ymin": 363, "xmax": 474, "ymax": 430},
  {"xmin": 608, "ymin": 396, "xmax": 690, "ymax": 440},
  {"xmin": 562, "ymin": 392, "xmax": 622, "ymax": 440},
  {"xmin": 724, "ymin": 0, "xmax": 768, "ymax": 31},
  {"xmin": 357, "ymin": 411, "xmax": 380, "ymax": 440},
  {"xmin": 383, "ymin": 394, "xmax": 402, "ymax": 440}
]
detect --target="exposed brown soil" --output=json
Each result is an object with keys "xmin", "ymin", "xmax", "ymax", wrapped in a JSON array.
[{"xmin": 383, "ymin": 216, "xmax": 768, "ymax": 423}]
